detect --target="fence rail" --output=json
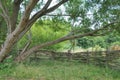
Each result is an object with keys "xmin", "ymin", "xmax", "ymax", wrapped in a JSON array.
[{"xmin": 29, "ymin": 49, "xmax": 120, "ymax": 69}]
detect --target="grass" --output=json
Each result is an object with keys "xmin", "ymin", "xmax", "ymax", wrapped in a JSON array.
[{"xmin": 0, "ymin": 60, "xmax": 120, "ymax": 80}]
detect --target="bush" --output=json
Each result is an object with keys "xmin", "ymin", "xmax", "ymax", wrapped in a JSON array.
[
  {"xmin": 18, "ymin": 20, "xmax": 70, "ymax": 50},
  {"xmin": 77, "ymin": 37, "xmax": 95, "ymax": 49}
]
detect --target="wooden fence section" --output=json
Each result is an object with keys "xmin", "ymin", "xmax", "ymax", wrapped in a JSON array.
[{"xmin": 30, "ymin": 50, "xmax": 120, "ymax": 68}]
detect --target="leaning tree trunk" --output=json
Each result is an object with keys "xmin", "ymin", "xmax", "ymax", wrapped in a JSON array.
[
  {"xmin": 0, "ymin": 32, "xmax": 21, "ymax": 62},
  {"xmin": 0, "ymin": 34, "xmax": 16, "ymax": 62},
  {"xmin": 0, "ymin": 18, "xmax": 28, "ymax": 62}
]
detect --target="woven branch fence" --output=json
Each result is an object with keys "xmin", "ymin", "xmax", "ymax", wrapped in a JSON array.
[{"xmin": 29, "ymin": 49, "xmax": 120, "ymax": 69}]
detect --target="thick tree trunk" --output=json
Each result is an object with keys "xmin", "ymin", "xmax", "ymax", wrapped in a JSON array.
[
  {"xmin": 0, "ymin": 33, "xmax": 24, "ymax": 62},
  {"xmin": 0, "ymin": 19, "xmax": 28, "ymax": 62},
  {"xmin": 0, "ymin": 34, "xmax": 16, "ymax": 62}
]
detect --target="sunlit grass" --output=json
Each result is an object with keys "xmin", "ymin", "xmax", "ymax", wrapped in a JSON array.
[{"xmin": 0, "ymin": 60, "xmax": 120, "ymax": 80}]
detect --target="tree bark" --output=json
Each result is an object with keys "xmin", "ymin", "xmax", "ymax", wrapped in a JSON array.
[{"xmin": 10, "ymin": 0, "xmax": 23, "ymax": 32}]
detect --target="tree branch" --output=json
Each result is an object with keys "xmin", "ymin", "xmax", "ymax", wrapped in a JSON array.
[
  {"xmin": 0, "ymin": 13, "xmax": 3, "ymax": 17},
  {"xmin": 46, "ymin": 13, "xmax": 93, "ymax": 17},
  {"xmin": 13, "ymin": 0, "xmax": 39, "ymax": 34},
  {"xmin": 0, "ymin": 0, "xmax": 11, "ymax": 33},
  {"xmin": 10, "ymin": 0, "xmax": 23, "ymax": 32},
  {"xmin": 29, "ymin": 0, "xmax": 53, "ymax": 20},
  {"xmin": 14, "ymin": 0, "xmax": 23, "ymax": 3},
  {"xmin": 16, "ymin": 0, "xmax": 68, "ymax": 41},
  {"xmin": 20, "ymin": 30, "xmax": 32, "ymax": 54},
  {"xmin": 28, "ymin": 0, "xmax": 69, "ymax": 28},
  {"xmin": 23, "ymin": 0, "xmax": 39, "ymax": 19},
  {"xmin": 0, "ymin": 1, "xmax": 9, "ymax": 19},
  {"xmin": 45, "ymin": 0, "xmax": 69, "ymax": 13},
  {"xmin": 42, "ymin": 0, "xmax": 52, "ymax": 10},
  {"xmin": 15, "ymin": 21, "xmax": 119, "ymax": 62}
]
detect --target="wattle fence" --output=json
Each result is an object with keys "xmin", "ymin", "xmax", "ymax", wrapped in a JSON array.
[{"xmin": 29, "ymin": 49, "xmax": 120, "ymax": 70}]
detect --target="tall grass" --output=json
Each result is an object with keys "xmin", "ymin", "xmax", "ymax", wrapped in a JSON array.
[{"xmin": 0, "ymin": 60, "xmax": 120, "ymax": 80}]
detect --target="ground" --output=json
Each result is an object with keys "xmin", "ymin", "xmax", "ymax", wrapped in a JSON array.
[{"xmin": 0, "ymin": 60, "xmax": 120, "ymax": 80}]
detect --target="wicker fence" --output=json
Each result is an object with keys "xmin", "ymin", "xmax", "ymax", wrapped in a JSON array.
[{"xmin": 29, "ymin": 49, "xmax": 120, "ymax": 69}]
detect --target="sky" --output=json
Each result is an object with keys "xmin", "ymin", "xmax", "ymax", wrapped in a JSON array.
[
  {"xmin": 44, "ymin": 0, "xmax": 69, "ymax": 21},
  {"xmin": 49, "ymin": 0, "xmax": 66, "ymax": 14},
  {"xmin": 29, "ymin": 0, "xmax": 66, "ymax": 19}
]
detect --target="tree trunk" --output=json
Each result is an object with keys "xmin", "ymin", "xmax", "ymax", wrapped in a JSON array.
[
  {"xmin": 0, "ymin": 19, "xmax": 28, "ymax": 62},
  {"xmin": 0, "ymin": 34, "xmax": 16, "ymax": 62}
]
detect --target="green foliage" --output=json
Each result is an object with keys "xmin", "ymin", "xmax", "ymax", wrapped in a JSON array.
[
  {"xmin": 77, "ymin": 36, "xmax": 106, "ymax": 49},
  {"xmin": 77, "ymin": 37, "xmax": 94, "ymax": 49},
  {"xmin": 111, "ymin": 42, "xmax": 120, "ymax": 46},
  {"xmin": 77, "ymin": 33, "xmax": 120, "ymax": 49},
  {"xmin": 94, "ymin": 37, "xmax": 106, "ymax": 48},
  {"xmin": 66, "ymin": 0, "xmax": 85, "ymax": 20},
  {"xmin": 0, "ymin": 60, "xmax": 120, "ymax": 80},
  {"xmin": 64, "ymin": 0, "xmax": 120, "ymax": 35},
  {"xmin": 105, "ymin": 33, "xmax": 120, "ymax": 44},
  {"xmin": 18, "ymin": 20, "xmax": 70, "ymax": 50},
  {"xmin": 0, "ymin": 57, "xmax": 15, "ymax": 77}
]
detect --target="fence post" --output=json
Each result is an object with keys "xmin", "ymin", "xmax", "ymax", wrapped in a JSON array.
[
  {"xmin": 105, "ymin": 48, "xmax": 110, "ymax": 67},
  {"xmin": 67, "ymin": 50, "xmax": 72, "ymax": 61},
  {"xmin": 86, "ymin": 51, "xmax": 90, "ymax": 64}
]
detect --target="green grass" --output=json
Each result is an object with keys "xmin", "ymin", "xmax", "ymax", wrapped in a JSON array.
[{"xmin": 0, "ymin": 60, "xmax": 120, "ymax": 80}]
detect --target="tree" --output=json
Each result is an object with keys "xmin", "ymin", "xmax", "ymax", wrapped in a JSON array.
[{"xmin": 0, "ymin": 0, "xmax": 120, "ymax": 62}]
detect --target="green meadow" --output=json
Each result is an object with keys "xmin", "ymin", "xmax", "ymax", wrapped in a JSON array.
[{"xmin": 0, "ymin": 60, "xmax": 120, "ymax": 80}]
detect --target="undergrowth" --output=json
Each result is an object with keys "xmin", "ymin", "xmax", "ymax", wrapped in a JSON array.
[{"xmin": 0, "ymin": 60, "xmax": 120, "ymax": 80}]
